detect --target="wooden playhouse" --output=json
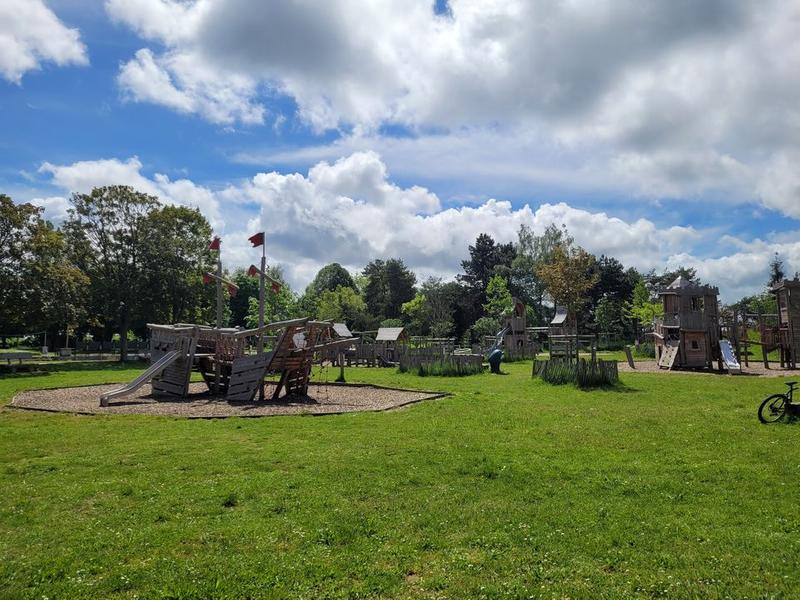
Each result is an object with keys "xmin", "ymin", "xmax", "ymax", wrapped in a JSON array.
[{"xmin": 653, "ymin": 276, "xmax": 721, "ymax": 369}]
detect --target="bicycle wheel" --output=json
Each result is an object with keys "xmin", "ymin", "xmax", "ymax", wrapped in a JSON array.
[{"xmin": 758, "ymin": 394, "xmax": 787, "ymax": 423}]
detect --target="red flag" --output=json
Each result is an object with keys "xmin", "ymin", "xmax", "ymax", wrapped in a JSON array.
[
  {"xmin": 208, "ymin": 237, "xmax": 221, "ymax": 251},
  {"xmin": 247, "ymin": 264, "xmax": 258, "ymax": 277},
  {"xmin": 271, "ymin": 281, "xmax": 282, "ymax": 294},
  {"xmin": 202, "ymin": 273, "xmax": 211, "ymax": 285},
  {"xmin": 248, "ymin": 232, "xmax": 264, "ymax": 247},
  {"xmin": 227, "ymin": 284, "xmax": 237, "ymax": 297}
]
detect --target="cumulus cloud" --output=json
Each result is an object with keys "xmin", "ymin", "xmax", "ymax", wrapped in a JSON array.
[
  {"xmin": 33, "ymin": 150, "xmax": 799, "ymax": 301},
  {"xmin": 0, "ymin": 0, "xmax": 88, "ymax": 83},
  {"xmin": 104, "ymin": 0, "xmax": 800, "ymax": 217},
  {"xmin": 37, "ymin": 157, "xmax": 225, "ymax": 228}
]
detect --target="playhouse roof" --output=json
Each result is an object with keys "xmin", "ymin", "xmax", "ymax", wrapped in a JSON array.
[
  {"xmin": 376, "ymin": 327, "xmax": 406, "ymax": 341},
  {"xmin": 661, "ymin": 276, "xmax": 719, "ymax": 297},
  {"xmin": 332, "ymin": 323, "xmax": 352, "ymax": 338},
  {"xmin": 667, "ymin": 276, "xmax": 692, "ymax": 289},
  {"xmin": 551, "ymin": 306, "xmax": 568, "ymax": 325}
]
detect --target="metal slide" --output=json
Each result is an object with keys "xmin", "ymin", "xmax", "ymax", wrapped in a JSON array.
[
  {"xmin": 719, "ymin": 339, "xmax": 741, "ymax": 374},
  {"xmin": 100, "ymin": 350, "xmax": 182, "ymax": 406}
]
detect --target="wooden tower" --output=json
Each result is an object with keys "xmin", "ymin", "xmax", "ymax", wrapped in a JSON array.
[
  {"xmin": 771, "ymin": 278, "xmax": 800, "ymax": 368},
  {"xmin": 654, "ymin": 276, "xmax": 720, "ymax": 369}
]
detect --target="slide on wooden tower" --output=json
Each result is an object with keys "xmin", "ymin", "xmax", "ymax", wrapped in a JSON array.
[
  {"xmin": 99, "ymin": 350, "xmax": 182, "ymax": 406},
  {"xmin": 719, "ymin": 339, "xmax": 741, "ymax": 374}
]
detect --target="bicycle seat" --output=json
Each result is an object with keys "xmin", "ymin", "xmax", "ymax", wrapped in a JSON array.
[{"xmin": 786, "ymin": 381, "xmax": 798, "ymax": 388}]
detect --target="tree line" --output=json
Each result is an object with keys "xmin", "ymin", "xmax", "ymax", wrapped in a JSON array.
[{"xmin": 1, "ymin": 186, "xmax": 789, "ymax": 351}]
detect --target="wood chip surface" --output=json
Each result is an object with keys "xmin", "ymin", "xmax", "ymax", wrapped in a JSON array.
[{"xmin": 11, "ymin": 382, "xmax": 446, "ymax": 418}]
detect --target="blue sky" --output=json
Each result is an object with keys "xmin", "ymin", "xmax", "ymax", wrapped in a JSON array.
[{"xmin": 2, "ymin": 0, "xmax": 799, "ymax": 302}]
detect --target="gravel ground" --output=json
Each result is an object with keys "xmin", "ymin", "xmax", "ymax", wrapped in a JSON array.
[
  {"xmin": 10, "ymin": 382, "xmax": 447, "ymax": 418},
  {"xmin": 619, "ymin": 360, "xmax": 798, "ymax": 377}
]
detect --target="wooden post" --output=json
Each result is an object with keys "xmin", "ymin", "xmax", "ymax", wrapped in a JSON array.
[
  {"xmin": 215, "ymin": 250, "xmax": 223, "ymax": 393},
  {"xmin": 258, "ymin": 240, "xmax": 266, "ymax": 401}
]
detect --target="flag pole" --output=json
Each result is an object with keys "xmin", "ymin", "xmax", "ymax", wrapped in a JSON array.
[{"xmin": 258, "ymin": 234, "xmax": 266, "ymax": 401}]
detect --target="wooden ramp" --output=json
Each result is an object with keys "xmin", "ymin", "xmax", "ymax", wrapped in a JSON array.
[{"xmin": 658, "ymin": 345, "xmax": 679, "ymax": 370}]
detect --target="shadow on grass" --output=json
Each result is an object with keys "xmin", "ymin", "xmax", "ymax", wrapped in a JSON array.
[{"xmin": 0, "ymin": 360, "xmax": 146, "ymax": 378}]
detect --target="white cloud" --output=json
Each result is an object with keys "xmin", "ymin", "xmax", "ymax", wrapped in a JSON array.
[
  {"xmin": 33, "ymin": 150, "xmax": 800, "ymax": 301},
  {"xmin": 0, "ymin": 0, "xmax": 88, "ymax": 83},
  {"xmin": 105, "ymin": 0, "xmax": 800, "ymax": 219},
  {"xmin": 38, "ymin": 157, "xmax": 225, "ymax": 228}
]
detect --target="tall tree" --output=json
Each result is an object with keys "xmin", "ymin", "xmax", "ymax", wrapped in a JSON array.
[
  {"xmin": 139, "ymin": 205, "xmax": 216, "ymax": 326},
  {"xmin": 768, "ymin": 252, "xmax": 785, "ymax": 287},
  {"xmin": 315, "ymin": 285, "xmax": 366, "ymax": 326},
  {"xmin": 306, "ymin": 263, "xmax": 356, "ymax": 297},
  {"xmin": 511, "ymin": 224, "xmax": 573, "ymax": 325},
  {"xmin": 362, "ymin": 258, "xmax": 416, "ymax": 320},
  {"xmin": 536, "ymin": 244, "xmax": 599, "ymax": 326},
  {"xmin": 0, "ymin": 195, "xmax": 40, "ymax": 344},
  {"xmin": 64, "ymin": 186, "xmax": 160, "ymax": 360},
  {"xmin": 458, "ymin": 233, "xmax": 515, "ymax": 323}
]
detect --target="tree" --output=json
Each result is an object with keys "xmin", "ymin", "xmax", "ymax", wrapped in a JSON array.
[
  {"xmin": 511, "ymin": 223, "xmax": 573, "ymax": 325},
  {"xmin": 139, "ymin": 205, "xmax": 216, "ymax": 326},
  {"xmin": 315, "ymin": 285, "xmax": 366, "ymax": 326},
  {"xmin": 0, "ymin": 196, "xmax": 41, "ymax": 344},
  {"xmin": 0, "ymin": 196, "xmax": 88, "ymax": 348},
  {"xmin": 306, "ymin": 263, "xmax": 356, "ymax": 297},
  {"xmin": 245, "ymin": 266, "xmax": 297, "ymax": 327},
  {"xmin": 458, "ymin": 233, "xmax": 515, "ymax": 321},
  {"xmin": 23, "ymin": 221, "xmax": 89, "ymax": 348},
  {"xmin": 483, "ymin": 275, "xmax": 513, "ymax": 320},
  {"xmin": 230, "ymin": 269, "xmax": 260, "ymax": 327},
  {"xmin": 63, "ymin": 186, "xmax": 160, "ymax": 360},
  {"xmin": 536, "ymin": 244, "xmax": 599, "ymax": 324},
  {"xmin": 595, "ymin": 296, "xmax": 625, "ymax": 338},
  {"xmin": 362, "ymin": 258, "xmax": 416, "ymax": 320},
  {"xmin": 627, "ymin": 280, "xmax": 664, "ymax": 324},
  {"xmin": 768, "ymin": 252, "xmax": 785, "ymax": 287}
]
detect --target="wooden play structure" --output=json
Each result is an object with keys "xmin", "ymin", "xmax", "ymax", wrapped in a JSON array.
[
  {"xmin": 728, "ymin": 279, "xmax": 800, "ymax": 369},
  {"xmin": 653, "ymin": 276, "xmax": 724, "ymax": 370},
  {"xmin": 500, "ymin": 297, "xmax": 538, "ymax": 360},
  {"xmin": 100, "ymin": 233, "xmax": 354, "ymax": 406},
  {"xmin": 100, "ymin": 318, "xmax": 354, "ymax": 405}
]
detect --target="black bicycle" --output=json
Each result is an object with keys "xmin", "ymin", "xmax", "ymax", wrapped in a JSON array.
[{"xmin": 758, "ymin": 381, "xmax": 798, "ymax": 423}]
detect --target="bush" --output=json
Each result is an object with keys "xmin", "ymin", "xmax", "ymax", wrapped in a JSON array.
[
  {"xmin": 398, "ymin": 357, "xmax": 483, "ymax": 377},
  {"xmin": 533, "ymin": 358, "xmax": 619, "ymax": 388},
  {"xmin": 633, "ymin": 342, "xmax": 655, "ymax": 359}
]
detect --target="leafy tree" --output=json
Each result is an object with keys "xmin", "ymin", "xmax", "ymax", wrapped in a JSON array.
[
  {"xmin": 595, "ymin": 296, "xmax": 625, "ymax": 337},
  {"xmin": 380, "ymin": 318, "xmax": 404, "ymax": 328},
  {"xmin": 230, "ymin": 269, "xmax": 260, "ymax": 327},
  {"xmin": 401, "ymin": 292, "xmax": 429, "ymax": 335},
  {"xmin": 244, "ymin": 267, "xmax": 297, "ymax": 327},
  {"xmin": 139, "ymin": 205, "xmax": 216, "ymax": 326},
  {"xmin": 627, "ymin": 280, "xmax": 664, "ymax": 324},
  {"xmin": 0, "ymin": 196, "xmax": 41, "ymax": 344},
  {"xmin": 306, "ymin": 263, "xmax": 356, "ymax": 297},
  {"xmin": 23, "ymin": 221, "xmax": 89, "ymax": 348},
  {"xmin": 315, "ymin": 285, "xmax": 366, "ymax": 326},
  {"xmin": 362, "ymin": 258, "xmax": 416, "ymax": 320},
  {"xmin": 63, "ymin": 186, "xmax": 160, "ymax": 360},
  {"xmin": 471, "ymin": 316, "xmax": 502, "ymax": 343},
  {"xmin": 511, "ymin": 224, "xmax": 573, "ymax": 325},
  {"xmin": 483, "ymin": 275, "xmax": 513, "ymax": 320},
  {"xmin": 768, "ymin": 252, "xmax": 785, "ymax": 287},
  {"xmin": 0, "ymin": 196, "xmax": 88, "ymax": 348},
  {"xmin": 536, "ymin": 244, "xmax": 599, "ymax": 325},
  {"xmin": 458, "ymin": 233, "xmax": 515, "ymax": 321}
]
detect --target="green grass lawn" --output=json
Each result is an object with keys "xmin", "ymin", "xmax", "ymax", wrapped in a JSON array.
[{"xmin": 2, "ymin": 362, "xmax": 799, "ymax": 598}]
